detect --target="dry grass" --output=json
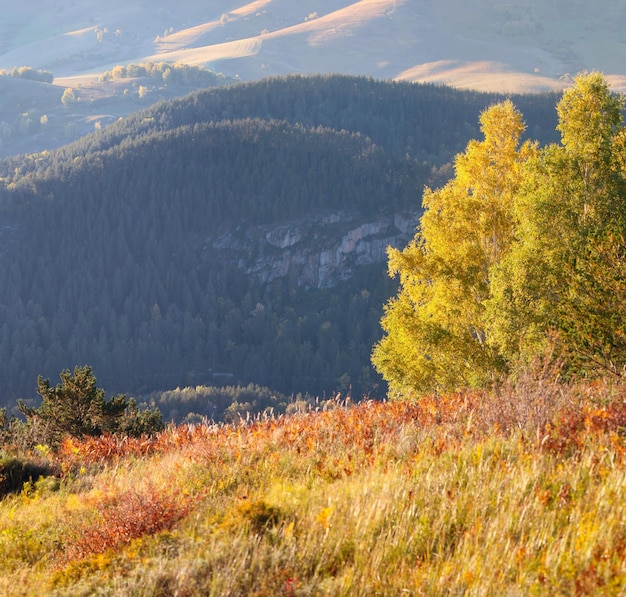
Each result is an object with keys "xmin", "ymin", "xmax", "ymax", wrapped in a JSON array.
[
  {"xmin": 1, "ymin": 375, "xmax": 626, "ymax": 595},
  {"xmin": 6, "ymin": 1, "xmax": 626, "ymax": 93}
]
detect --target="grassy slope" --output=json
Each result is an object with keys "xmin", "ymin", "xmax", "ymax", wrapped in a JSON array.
[
  {"xmin": 2, "ymin": 1, "xmax": 626, "ymax": 157},
  {"xmin": 3, "ymin": 0, "xmax": 625, "ymax": 89},
  {"xmin": 2, "ymin": 375, "xmax": 626, "ymax": 596}
]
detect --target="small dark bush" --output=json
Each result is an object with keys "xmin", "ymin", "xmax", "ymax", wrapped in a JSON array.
[{"xmin": 0, "ymin": 457, "xmax": 55, "ymax": 497}]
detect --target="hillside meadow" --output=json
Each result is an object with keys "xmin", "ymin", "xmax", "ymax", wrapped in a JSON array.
[{"xmin": 1, "ymin": 366, "xmax": 626, "ymax": 595}]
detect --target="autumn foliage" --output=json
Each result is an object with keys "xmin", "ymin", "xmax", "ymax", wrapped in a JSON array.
[
  {"xmin": 3, "ymin": 74, "xmax": 626, "ymax": 596},
  {"xmin": 52, "ymin": 379, "xmax": 626, "ymax": 474},
  {"xmin": 374, "ymin": 73, "xmax": 626, "ymax": 396},
  {"xmin": 0, "ymin": 373, "xmax": 626, "ymax": 594}
]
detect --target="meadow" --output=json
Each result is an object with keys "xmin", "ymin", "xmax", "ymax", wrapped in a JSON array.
[{"xmin": 1, "ymin": 367, "xmax": 626, "ymax": 596}]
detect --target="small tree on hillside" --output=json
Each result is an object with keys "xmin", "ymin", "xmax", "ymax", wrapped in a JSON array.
[
  {"xmin": 61, "ymin": 87, "xmax": 76, "ymax": 106},
  {"xmin": 18, "ymin": 365, "xmax": 162, "ymax": 446}
]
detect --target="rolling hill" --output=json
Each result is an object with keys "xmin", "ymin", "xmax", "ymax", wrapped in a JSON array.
[
  {"xmin": 0, "ymin": 75, "xmax": 560, "ymax": 408},
  {"xmin": 0, "ymin": 1, "xmax": 625, "ymax": 157},
  {"xmin": 5, "ymin": 1, "xmax": 626, "ymax": 91}
]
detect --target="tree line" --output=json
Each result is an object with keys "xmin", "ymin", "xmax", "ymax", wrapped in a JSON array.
[{"xmin": 0, "ymin": 66, "xmax": 54, "ymax": 83}]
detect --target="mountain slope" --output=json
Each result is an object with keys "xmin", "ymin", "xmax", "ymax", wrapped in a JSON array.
[
  {"xmin": 2, "ymin": 382, "xmax": 626, "ymax": 594},
  {"xmin": 1, "ymin": 1, "xmax": 624, "ymax": 158},
  {"xmin": 3, "ymin": 1, "xmax": 626, "ymax": 92},
  {"xmin": 0, "ymin": 76, "xmax": 560, "ymax": 406}
]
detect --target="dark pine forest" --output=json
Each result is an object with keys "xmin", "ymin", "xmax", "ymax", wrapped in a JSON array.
[{"xmin": 0, "ymin": 75, "xmax": 561, "ymax": 411}]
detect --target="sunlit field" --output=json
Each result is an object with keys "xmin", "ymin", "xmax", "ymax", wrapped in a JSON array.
[{"xmin": 2, "ymin": 369, "xmax": 626, "ymax": 596}]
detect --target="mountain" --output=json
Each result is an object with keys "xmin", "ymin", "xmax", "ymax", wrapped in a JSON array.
[
  {"xmin": 0, "ymin": 1, "xmax": 625, "ymax": 157},
  {"xmin": 5, "ymin": 1, "xmax": 626, "ymax": 91},
  {"xmin": 0, "ymin": 75, "xmax": 560, "ymax": 407}
]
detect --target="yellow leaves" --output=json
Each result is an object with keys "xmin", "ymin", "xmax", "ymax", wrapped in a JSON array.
[
  {"xmin": 374, "ymin": 100, "xmax": 531, "ymax": 395},
  {"xmin": 317, "ymin": 506, "xmax": 334, "ymax": 531},
  {"xmin": 64, "ymin": 494, "xmax": 83, "ymax": 512},
  {"xmin": 34, "ymin": 444, "xmax": 51, "ymax": 459},
  {"xmin": 376, "ymin": 73, "xmax": 626, "ymax": 395},
  {"xmin": 573, "ymin": 512, "xmax": 601, "ymax": 555},
  {"xmin": 283, "ymin": 520, "xmax": 295, "ymax": 540},
  {"xmin": 557, "ymin": 72, "xmax": 624, "ymax": 155},
  {"xmin": 479, "ymin": 100, "xmax": 526, "ymax": 148}
]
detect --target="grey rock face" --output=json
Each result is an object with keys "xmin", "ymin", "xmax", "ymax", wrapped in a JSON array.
[{"xmin": 206, "ymin": 210, "xmax": 420, "ymax": 288}]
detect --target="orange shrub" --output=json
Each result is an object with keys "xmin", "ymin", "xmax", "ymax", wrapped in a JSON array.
[{"xmin": 61, "ymin": 483, "xmax": 196, "ymax": 564}]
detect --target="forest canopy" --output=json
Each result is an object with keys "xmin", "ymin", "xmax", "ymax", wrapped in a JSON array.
[
  {"xmin": 372, "ymin": 73, "xmax": 626, "ymax": 397},
  {"xmin": 0, "ymin": 74, "xmax": 560, "ymax": 405}
]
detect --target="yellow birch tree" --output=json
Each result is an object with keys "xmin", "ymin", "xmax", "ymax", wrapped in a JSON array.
[{"xmin": 372, "ymin": 101, "xmax": 536, "ymax": 396}]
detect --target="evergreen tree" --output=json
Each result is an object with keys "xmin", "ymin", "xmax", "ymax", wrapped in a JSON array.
[{"xmin": 18, "ymin": 365, "xmax": 161, "ymax": 445}]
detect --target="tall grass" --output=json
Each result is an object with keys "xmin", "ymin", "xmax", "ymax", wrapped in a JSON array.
[{"xmin": 1, "ymin": 376, "xmax": 625, "ymax": 595}]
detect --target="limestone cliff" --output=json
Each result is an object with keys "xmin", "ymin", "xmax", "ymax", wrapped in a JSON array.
[{"xmin": 206, "ymin": 210, "xmax": 420, "ymax": 289}]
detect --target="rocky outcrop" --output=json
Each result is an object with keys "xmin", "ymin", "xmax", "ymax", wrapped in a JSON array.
[{"xmin": 206, "ymin": 210, "xmax": 420, "ymax": 288}]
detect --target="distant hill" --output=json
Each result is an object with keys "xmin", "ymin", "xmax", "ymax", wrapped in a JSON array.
[
  {"xmin": 4, "ymin": 1, "xmax": 626, "ymax": 91},
  {"xmin": 0, "ymin": 1, "xmax": 625, "ymax": 157},
  {"xmin": 0, "ymin": 75, "xmax": 560, "ymax": 406},
  {"xmin": 0, "ymin": 63, "xmax": 233, "ymax": 158}
]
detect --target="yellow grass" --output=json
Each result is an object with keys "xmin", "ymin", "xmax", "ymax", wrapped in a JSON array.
[{"xmin": 1, "ymin": 380, "xmax": 626, "ymax": 595}]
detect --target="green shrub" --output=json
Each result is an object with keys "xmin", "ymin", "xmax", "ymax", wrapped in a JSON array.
[{"xmin": 18, "ymin": 366, "xmax": 164, "ymax": 447}]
